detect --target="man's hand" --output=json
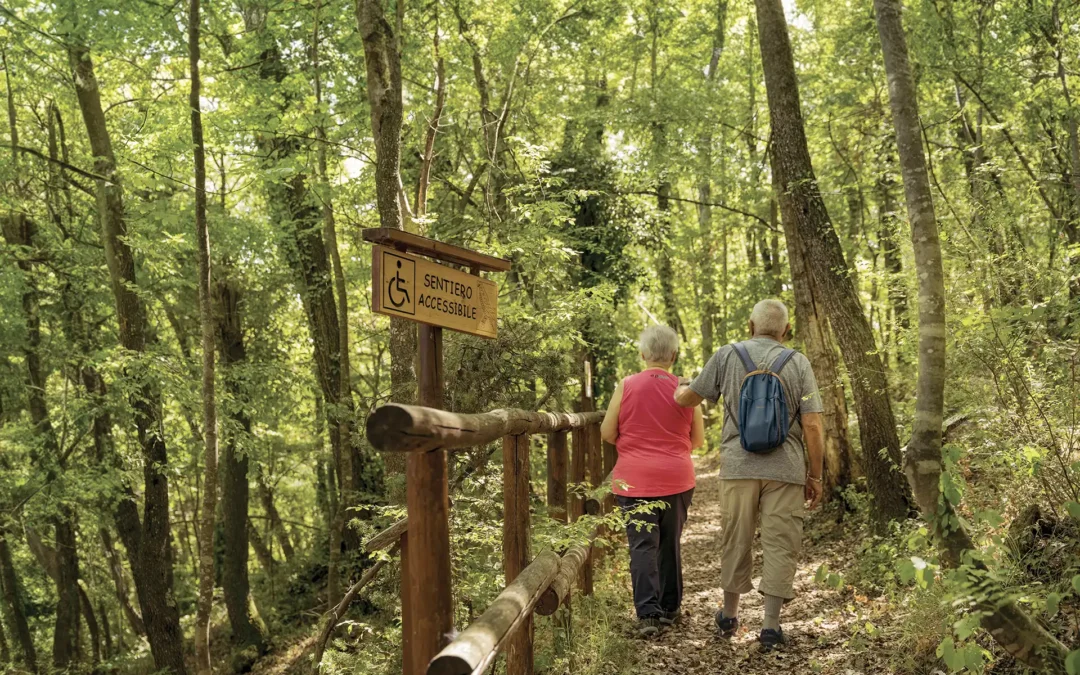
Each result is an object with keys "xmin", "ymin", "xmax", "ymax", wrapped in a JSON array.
[
  {"xmin": 677, "ymin": 376, "xmax": 691, "ymax": 386},
  {"xmin": 805, "ymin": 478, "xmax": 823, "ymax": 510}
]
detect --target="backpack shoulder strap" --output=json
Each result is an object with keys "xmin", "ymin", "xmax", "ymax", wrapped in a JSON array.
[
  {"xmin": 732, "ymin": 342, "xmax": 757, "ymax": 373},
  {"xmin": 770, "ymin": 348, "xmax": 797, "ymax": 375}
]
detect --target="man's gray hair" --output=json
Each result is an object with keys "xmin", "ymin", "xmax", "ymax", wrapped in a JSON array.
[
  {"xmin": 639, "ymin": 324, "xmax": 680, "ymax": 363},
  {"xmin": 750, "ymin": 299, "xmax": 790, "ymax": 337}
]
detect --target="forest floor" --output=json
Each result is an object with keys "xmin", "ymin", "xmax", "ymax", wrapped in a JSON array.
[{"xmin": 617, "ymin": 457, "xmax": 933, "ymax": 675}]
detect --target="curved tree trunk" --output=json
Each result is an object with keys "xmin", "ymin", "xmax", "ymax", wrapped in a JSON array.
[
  {"xmin": 67, "ymin": 41, "xmax": 187, "ymax": 675},
  {"xmin": 753, "ymin": 0, "xmax": 911, "ymax": 525},
  {"xmin": 873, "ymin": 0, "xmax": 1068, "ymax": 669}
]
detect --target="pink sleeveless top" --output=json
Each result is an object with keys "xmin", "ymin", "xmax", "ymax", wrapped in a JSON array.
[{"xmin": 612, "ymin": 369, "xmax": 695, "ymax": 497}]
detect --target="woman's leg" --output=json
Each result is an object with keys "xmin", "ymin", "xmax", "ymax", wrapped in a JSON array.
[
  {"xmin": 617, "ymin": 495, "xmax": 664, "ymax": 618},
  {"xmin": 658, "ymin": 488, "xmax": 693, "ymax": 612}
]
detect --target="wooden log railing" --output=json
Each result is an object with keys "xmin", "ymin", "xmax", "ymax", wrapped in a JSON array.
[{"xmin": 365, "ymin": 403, "xmax": 612, "ymax": 675}]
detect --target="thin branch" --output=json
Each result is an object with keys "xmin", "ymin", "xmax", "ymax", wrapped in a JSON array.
[
  {"xmin": 2, "ymin": 143, "xmax": 107, "ymax": 181},
  {"xmin": 621, "ymin": 190, "xmax": 777, "ymax": 231},
  {"xmin": 954, "ymin": 73, "xmax": 1062, "ymax": 221}
]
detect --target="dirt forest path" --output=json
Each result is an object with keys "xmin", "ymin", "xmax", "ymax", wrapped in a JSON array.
[{"xmin": 625, "ymin": 456, "xmax": 899, "ymax": 675}]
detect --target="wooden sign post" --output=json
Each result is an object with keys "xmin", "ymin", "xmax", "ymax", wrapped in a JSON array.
[{"xmin": 363, "ymin": 228, "xmax": 510, "ymax": 675}]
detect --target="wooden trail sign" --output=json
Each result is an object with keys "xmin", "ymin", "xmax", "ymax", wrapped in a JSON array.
[{"xmin": 371, "ymin": 245, "xmax": 499, "ymax": 338}]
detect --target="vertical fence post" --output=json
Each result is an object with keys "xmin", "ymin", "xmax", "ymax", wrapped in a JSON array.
[
  {"xmin": 602, "ymin": 440, "xmax": 617, "ymax": 514},
  {"xmin": 503, "ymin": 434, "xmax": 532, "ymax": 675},
  {"xmin": 546, "ymin": 432, "xmax": 568, "ymax": 522},
  {"xmin": 583, "ymin": 423, "xmax": 602, "ymax": 589},
  {"xmin": 569, "ymin": 426, "xmax": 587, "ymax": 594},
  {"xmin": 399, "ymin": 532, "xmax": 414, "ymax": 675},
  {"xmin": 407, "ymin": 324, "xmax": 454, "ymax": 672}
]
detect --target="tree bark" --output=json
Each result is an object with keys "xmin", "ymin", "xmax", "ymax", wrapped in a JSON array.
[
  {"xmin": 873, "ymin": 0, "xmax": 1067, "ymax": 669},
  {"xmin": 2, "ymin": 211, "xmax": 81, "ymax": 669},
  {"xmin": 189, "ymin": 1, "xmax": 219, "ymax": 671},
  {"xmin": 356, "ymin": 0, "xmax": 418, "ymax": 423},
  {"xmin": 754, "ymin": 0, "xmax": 911, "ymax": 525},
  {"xmin": 256, "ymin": 477, "xmax": 294, "ymax": 563},
  {"xmin": 67, "ymin": 41, "xmax": 186, "ymax": 674},
  {"xmin": 100, "ymin": 529, "xmax": 144, "ymax": 636},
  {"xmin": 216, "ymin": 278, "xmax": 271, "ymax": 654},
  {"xmin": 778, "ymin": 179, "xmax": 853, "ymax": 496},
  {"xmin": 0, "ymin": 604, "xmax": 10, "ymax": 664},
  {"xmin": 0, "ymin": 533, "xmax": 37, "ymax": 672},
  {"xmin": 77, "ymin": 582, "xmax": 101, "ymax": 664}
]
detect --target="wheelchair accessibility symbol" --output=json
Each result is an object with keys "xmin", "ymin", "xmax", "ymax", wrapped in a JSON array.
[{"xmin": 382, "ymin": 251, "xmax": 415, "ymax": 315}]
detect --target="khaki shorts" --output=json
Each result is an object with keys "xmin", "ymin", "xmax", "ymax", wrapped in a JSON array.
[{"xmin": 719, "ymin": 479, "xmax": 805, "ymax": 600}]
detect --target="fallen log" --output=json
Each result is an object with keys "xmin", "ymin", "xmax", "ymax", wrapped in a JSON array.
[
  {"xmin": 367, "ymin": 404, "xmax": 604, "ymax": 453},
  {"xmin": 427, "ymin": 550, "xmax": 561, "ymax": 675}
]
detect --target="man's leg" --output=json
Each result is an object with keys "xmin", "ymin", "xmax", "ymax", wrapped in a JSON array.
[
  {"xmin": 758, "ymin": 481, "xmax": 806, "ymax": 634},
  {"xmin": 657, "ymin": 488, "xmax": 693, "ymax": 613},
  {"xmin": 617, "ymin": 495, "xmax": 664, "ymax": 618},
  {"xmin": 718, "ymin": 480, "xmax": 761, "ymax": 621}
]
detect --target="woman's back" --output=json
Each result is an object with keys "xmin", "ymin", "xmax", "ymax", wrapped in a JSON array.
[{"xmin": 613, "ymin": 369, "xmax": 695, "ymax": 497}]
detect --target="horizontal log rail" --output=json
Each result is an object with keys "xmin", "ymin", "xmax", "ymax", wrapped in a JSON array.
[
  {"xmin": 367, "ymin": 404, "xmax": 605, "ymax": 453},
  {"xmin": 364, "ymin": 400, "xmax": 613, "ymax": 675},
  {"xmin": 584, "ymin": 469, "xmax": 615, "ymax": 516},
  {"xmin": 535, "ymin": 545, "xmax": 590, "ymax": 616},
  {"xmin": 428, "ymin": 550, "xmax": 561, "ymax": 675}
]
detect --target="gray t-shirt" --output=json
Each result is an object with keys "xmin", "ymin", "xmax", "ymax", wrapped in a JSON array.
[{"xmin": 689, "ymin": 337, "xmax": 823, "ymax": 485}]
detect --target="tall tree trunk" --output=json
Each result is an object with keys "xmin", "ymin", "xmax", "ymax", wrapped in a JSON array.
[
  {"xmin": 695, "ymin": 1, "xmax": 721, "ymax": 358},
  {"xmin": 257, "ymin": 477, "xmax": 294, "ymax": 563},
  {"xmin": 244, "ymin": 15, "xmax": 382, "ymax": 531},
  {"xmin": 77, "ymin": 583, "xmax": 101, "ymax": 664},
  {"xmin": 100, "ymin": 529, "xmax": 144, "ymax": 636},
  {"xmin": 877, "ymin": 172, "xmax": 908, "ymax": 365},
  {"xmin": 99, "ymin": 601, "xmax": 112, "ymax": 659},
  {"xmin": 1, "ymin": 213, "xmax": 82, "ymax": 669},
  {"xmin": 874, "ymin": 0, "xmax": 1067, "ymax": 668},
  {"xmin": 356, "ymin": 0, "xmax": 418, "ymax": 415},
  {"xmin": 779, "ymin": 177, "xmax": 853, "ymax": 496},
  {"xmin": 247, "ymin": 524, "xmax": 275, "ymax": 576},
  {"xmin": 0, "ymin": 605, "xmax": 10, "ymax": 664},
  {"xmin": 189, "ymin": 1, "xmax": 219, "ymax": 671},
  {"xmin": 3, "ymin": 79, "xmax": 83, "ymax": 667},
  {"xmin": 312, "ymin": 2, "xmax": 359, "ymax": 605},
  {"xmin": 754, "ymin": 0, "xmax": 911, "ymax": 525},
  {"xmin": 0, "ymin": 533, "xmax": 37, "ymax": 672},
  {"xmin": 67, "ymin": 41, "xmax": 187, "ymax": 675},
  {"xmin": 49, "ymin": 96, "xmax": 149, "ymax": 622},
  {"xmin": 216, "ymin": 278, "xmax": 270, "ymax": 654}
]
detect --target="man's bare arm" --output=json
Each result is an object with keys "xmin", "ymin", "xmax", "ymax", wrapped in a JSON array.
[
  {"xmin": 674, "ymin": 380, "xmax": 704, "ymax": 408},
  {"xmin": 802, "ymin": 412, "xmax": 825, "ymax": 482}
]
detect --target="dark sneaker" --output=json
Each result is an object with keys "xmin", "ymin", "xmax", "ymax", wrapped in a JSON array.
[
  {"xmin": 637, "ymin": 615, "xmax": 663, "ymax": 637},
  {"xmin": 659, "ymin": 609, "xmax": 680, "ymax": 626},
  {"xmin": 759, "ymin": 628, "xmax": 786, "ymax": 651},
  {"xmin": 714, "ymin": 610, "xmax": 739, "ymax": 638}
]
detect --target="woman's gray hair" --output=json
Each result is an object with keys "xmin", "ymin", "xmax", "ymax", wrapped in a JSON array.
[
  {"xmin": 639, "ymin": 324, "xmax": 680, "ymax": 363},
  {"xmin": 750, "ymin": 299, "xmax": 790, "ymax": 337}
]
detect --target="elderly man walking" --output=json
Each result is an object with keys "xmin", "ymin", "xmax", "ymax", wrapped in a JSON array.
[{"xmin": 674, "ymin": 299, "xmax": 825, "ymax": 650}]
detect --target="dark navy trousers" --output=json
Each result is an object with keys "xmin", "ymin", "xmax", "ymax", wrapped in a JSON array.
[{"xmin": 616, "ymin": 488, "xmax": 694, "ymax": 618}]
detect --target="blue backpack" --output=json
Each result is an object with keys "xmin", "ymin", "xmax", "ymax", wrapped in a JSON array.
[{"xmin": 730, "ymin": 342, "xmax": 798, "ymax": 454}]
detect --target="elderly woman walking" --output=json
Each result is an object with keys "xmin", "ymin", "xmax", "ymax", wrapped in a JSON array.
[{"xmin": 601, "ymin": 325, "xmax": 705, "ymax": 637}]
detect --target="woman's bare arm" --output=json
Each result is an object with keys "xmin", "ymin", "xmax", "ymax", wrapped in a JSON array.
[
  {"xmin": 690, "ymin": 405, "xmax": 705, "ymax": 449},
  {"xmin": 600, "ymin": 379, "xmax": 624, "ymax": 444}
]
